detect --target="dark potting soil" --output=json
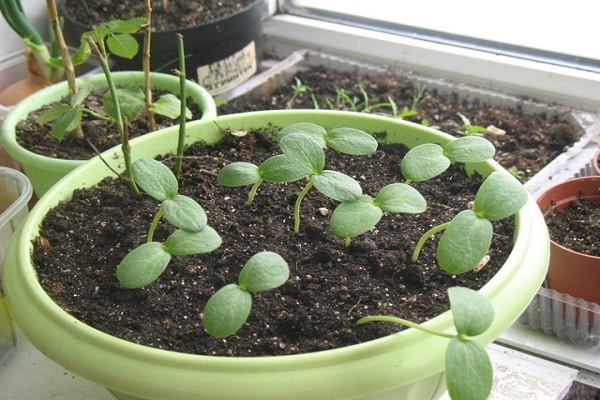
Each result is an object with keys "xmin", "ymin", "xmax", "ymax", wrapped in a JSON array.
[
  {"xmin": 33, "ymin": 129, "xmax": 515, "ymax": 357},
  {"xmin": 220, "ymin": 65, "xmax": 578, "ymax": 183},
  {"xmin": 62, "ymin": 0, "xmax": 254, "ymax": 32},
  {"xmin": 544, "ymin": 198, "xmax": 600, "ymax": 257},
  {"xmin": 15, "ymin": 89, "xmax": 203, "ymax": 160}
]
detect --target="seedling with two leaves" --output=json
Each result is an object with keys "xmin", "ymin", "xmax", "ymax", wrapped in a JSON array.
[{"xmin": 116, "ymin": 158, "xmax": 290, "ymax": 337}]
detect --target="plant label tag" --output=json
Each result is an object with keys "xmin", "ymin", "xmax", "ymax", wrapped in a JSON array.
[{"xmin": 197, "ymin": 41, "xmax": 257, "ymax": 96}]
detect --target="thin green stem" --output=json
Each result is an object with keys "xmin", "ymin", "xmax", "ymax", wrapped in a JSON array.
[
  {"xmin": 357, "ymin": 315, "xmax": 455, "ymax": 339},
  {"xmin": 246, "ymin": 179, "xmax": 263, "ymax": 205},
  {"xmin": 147, "ymin": 209, "xmax": 164, "ymax": 242},
  {"xmin": 174, "ymin": 33, "xmax": 187, "ymax": 177},
  {"xmin": 294, "ymin": 180, "xmax": 313, "ymax": 233},
  {"xmin": 411, "ymin": 222, "xmax": 450, "ymax": 262}
]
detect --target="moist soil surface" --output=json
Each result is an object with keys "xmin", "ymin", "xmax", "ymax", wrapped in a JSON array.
[
  {"xmin": 544, "ymin": 198, "xmax": 600, "ymax": 257},
  {"xmin": 62, "ymin": 0, "xmax": 254, "ymax": 32},
  {"xmin": 33, "ymin": 129, "xmax": 515, "ymax": 357},
  {"xmin": 15, "ymin": 89, "xmax": 203, "ymax": 160},
  {"xmin": 220, "ymin": 64, "xmax": 579, "ymax": 183}
]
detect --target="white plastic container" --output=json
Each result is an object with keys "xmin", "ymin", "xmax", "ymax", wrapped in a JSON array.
[{"xmin": 0, "ymin": 167, "xmax": 32, "ymax": 362}]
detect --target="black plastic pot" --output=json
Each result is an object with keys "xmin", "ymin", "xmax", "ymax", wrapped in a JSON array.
[{"xmin": 58, "ymin": 0, "xmax": 263, "ymax": 95}]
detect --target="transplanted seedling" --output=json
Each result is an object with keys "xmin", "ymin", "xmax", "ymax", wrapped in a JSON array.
[
  {"xmin": 203, "ymin": 251, "xmax": 290, "ymax": 337},
  {"xmin": 218, "ymin": 123, "xmax": 378, "ymax": 233},
  {"xmin": 329, "ymin": 136, "xmax": 496, "ymax": 246},
  {"xmin": 412, "ymin": 170, "xmax": 528, "ymax": 274},
  {"xmin": 117, "ymin": 158, "xmax": 222, "ymax": 288},
  {"xmin": 358, "ymin": 286, "xmax": 495, "ymax": 400}
]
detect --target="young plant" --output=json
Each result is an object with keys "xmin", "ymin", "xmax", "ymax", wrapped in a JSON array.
[
  {"xmin": 330, "ymin": 136, "xmax": 496, "ymax": 246},
  {"xmin": 203, "ymin": 251, "xmax": 290, "ymax": 337},
  {"xmin": 358, "ymin": 286, "xmax": 495, "ymax": 400},
  {"xmin": 116, "ymin": 158, "xmax": 222, "ymax": 288},
  {"xmin": 217, "ymin": 123, "xmax": 378, "ymax": 232},
  {"xmin": 286, "ymin": 76, "xmax": 312, "ymax": 109},
  {"xmin": 411, "ymin": 170, "xmax": 528, "ymax": 274},
  {"xmin": 456, "ymin": 112, "xmax": 488, "ymax": 136}
]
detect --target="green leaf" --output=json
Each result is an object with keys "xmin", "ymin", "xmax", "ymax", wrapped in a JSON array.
[
  {"xmin": 278, "ymin": 123, "xmax": 327, "ymax": 147},
  {"xmin": 260, "ymin": 154, "xmax": 309, "ymax": 183},
  {"xmin": 330, "ymin": 195, "xmax": 383, "ymax": 238},
  {"xmin": 444, "ymin": 136, "xmax": 496, "ymax": 163},
  {"xmin": 51, "ymin": 108, "xmax": 82, "ymax": 140},
  {"xmin": 437, "ymin": 210, "xmax": 493, "ymax": 274},
  {"xmin": 311, "ymin": 170, "xmax": 362, "ymax": 202},
  {"xmin": 70, "ymin": 42, "xmax": 92, "ymax": 66},
  {"xmin": 448, "ymin": 287, "xmax": 494, "ymax": 337},
  {"xmin": 162, "ymin": 195, "xmax": 207, "ymax": 232},
  {"xmin": 70, "ymin": 86, "xmax": 92, "ymax": 107},
  {"xmin": 107, "ymin": 17, "xmax": 148, "ymax": 34},
  {"xmin": 151, "ymin": 93, "xmax": 190, "ymax": 120},
  {"xmin": 132, "ymin": 158, "xmax": 178, "ymax": 201},
  {"xmin": 279, "ymin": 131, "xmax": 325, "ymax": 173},
  {"xmin": 203, "ymin": 284, "xmax": 252, "ymax": 337},
  {"xmin": 401, "ymin": 143, "xmax": 450, "ymax": 182},
  {"xmin": 164, "ymin": 227, "xmax": 222, "ymax": 256},
  {"xmin": 474, "ymin": 171, "xmax": 528, "ymax": 221},
  {"xmin": 106, "ymin": 33, "xmax": 140, "ymax": 59},
  {"xmin": 374, "ymin": 183, "xmax": 427, "ymax": 213},
  {"xmin": 238, "ymin": 251, "xmax": 290, "ymax": 292},
  {"xmin": 326, "ymin": 127, "xmax": 378, "ymax": 155},
  {"xmin": 218, "ymin": 162, "xmax": 261, "ymax": 187},
  {"xmin": 117, "ymin": 242, "xmax": 171, "ymax": 288},
  {"xmin": 104, "ymin": 85, "xmax": 145, "ymax": 122},
  {"xmin": 36, "ymin": 103, "xmax": 71, "ymax": 124},
  {"xmin": 446, "ymin": 338, "xmax": 493, "ymax": 400}
]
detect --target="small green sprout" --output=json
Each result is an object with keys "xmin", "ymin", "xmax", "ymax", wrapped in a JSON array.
[
  {"xmin": 203, "ymin": 251, "xmax": 290, "ymax": 337},
  {"xmin": 412, "ymin": 170, "xmax": 528, "ymax": 274},
  {"xmin": 401, "ymin": 136, "xmax": 496, "ymax": 184},
  {"xmin": 116, "ymin": 158, "xmax": 222, "ymax": 288},
  {"xmin": 456, "ymin": 112, "xmax": 488, "ymax": 136},
  {"xmin": 286, "ymin": 77, "xmax": 312, "ymax": 109},
  {"xmin": 358, "ymin": 286, "xmax": 494, "ymax": 400},
  {"xmin": 218, "ymin": 123, "xmax": 378, "ymax": 232},
  {"xmin": 508, "ymin": 165, "xmax": 524, "ymax": 178}
]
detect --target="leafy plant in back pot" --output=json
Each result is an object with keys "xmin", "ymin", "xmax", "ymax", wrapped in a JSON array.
[
  {"xmin": 3, "ymin": 110, "xmax": 549, "ymax": 400},
  {"xmin": 0, "ymin": 14, "xmax": 216, "ymax": 196}
]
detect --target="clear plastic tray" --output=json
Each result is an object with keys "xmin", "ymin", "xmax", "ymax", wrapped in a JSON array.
[{"xmin": 0, "ymin": 167, "xmax": 32, "ymax": 362}]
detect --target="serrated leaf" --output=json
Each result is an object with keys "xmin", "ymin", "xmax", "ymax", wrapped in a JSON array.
[
  {"xmin": 117, "ymin": 242, "xmax": 171, "ymax": 288},
  {"xmin": 37, "ymin": 103, "xmax": 71, "ymax": 124},
  {"xmin": 151, "ymin": 94, "xmax": 191, "ymax": 120},
  {"xmin": 260, "ymin": 154, "xmax": 309, "ymax": 183},
  {"xmin": 70, "ymin": 85, "xmax": 92, "ymax": 107},
  {"xmin": 444, "ymin": 136, "xmax": 496, "ymax": 163},
  {"xmin": 474, "ymin": 171, "xmax": 528, "ymax": 221},
  {"xmin": 203, "ymin": 284, "xmax": 252, "ymax": 337},
  {"xmin": 279, "ymin": 131, "xmax": 325, "ymax": 173},
  {"xmin": 401, "ymin": 143, "xmax": 450, "ymax": 182},
  {"xmin": 278, "ymin": 123, "xmax": 327, "ymax": 148},
  {"xmin": 132, "ymin": 158, "xmax": 178, "ymax": 201},
  {"xmin": 437, "ymin": 210, "xmax": 493, "ymax": 274},
  {"xmin": 374, "ymin": 183, "xmax": 427, "ymax": 213},
  {"xmin": 51, "ymin": 108, "xmax": 82, "ymax": 140},
  {"xmin": 103, "ymin": 85, "xmax": 145, "ymax": 122},
  {"xmin": 446, "ymin": 338, "xmax": 493, "ymax": 400},
  {"xmin": 448, "ymin": 287, "xmax": 494, "ymax": 337},
  {"xmin": 311, "ymin": 170, "xmax": 362, "ymax": 202},
  {"xmin": 238, "ymin": 251, "xmax": 289, "ymax": 293},
  {"xmin": 164, "ymin": 227, "xmax": 222, "ymax": 256},
  {"xmin": 107, "ymin": 17, "xmax": 147, "ymax": 34},
  {"xmin": 162, "ymin": 195, "xmax": 207, "ymax": 232},
  {"xmin": 106, "ymin": 33, "xmax": 139, "ymax": 59},
  {"xmin": 330, "ymin": 195, "xmax": 382, "ymax": 238},
  {"xmin": 218, "ymin": 162, "xmax": 261, "ymax": 186},
  {"xmin": 326, "ymin": 127, "xmax": 378, "ymax": 155}
]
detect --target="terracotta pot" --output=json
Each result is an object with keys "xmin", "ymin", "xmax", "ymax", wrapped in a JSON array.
[
  {"xmin": 593, "ymin": 149, "xmax": 600, "ymax": 175},
  {"xmin": 536, "ymin": 176, "xmax": 600, "ymax": 304}
]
